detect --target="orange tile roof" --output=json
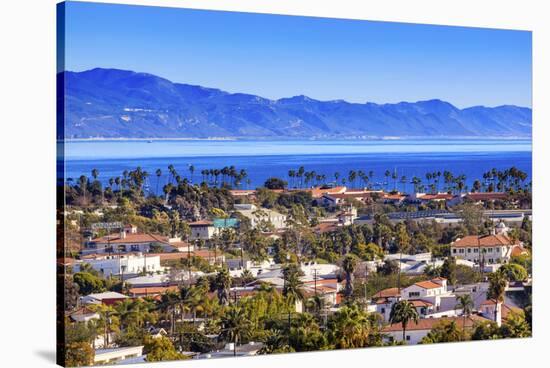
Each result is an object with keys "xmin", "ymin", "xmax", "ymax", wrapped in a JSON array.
[
  {"xmin": 414, "ymin": 280, "xmax": 444, "ymax": 289},
  {"xmin": 129, "ymin": 286, "xmax": 179, "ymax": 296},
  {"xmin": 452, "ymin": 234, "xmax": 519, "ymax": 248},
  {"xmin": 306, "ymin": 186, "xmax": 347, "ymax": 198},
  {"xmin": 511, "ymin": 245, "xmax": 528, "ymax": 257},
  {"xmin": 409, "ymin": 299, "xmax": 433, "ymax": 307},
  {"xmin": 382, "ymin": 316, "xmax": 487, "ymax": 332},
  {"xmin": 189, "ymin": 220, "xmax": 214, "ymax": 226},
  {"xmin": 373, "ymin": 287, "xmax": 400, "ymax": 298},
  {"xmin": 91, "ymin": 233, "xmax": 169, "ymax": 244},
  {"xmin": 466, "ymin": 192, "xmax": 508, "ymax": 201},
  {"xmin": 418, "ymin": 193, "xmax": 454, "ymax": 200}
]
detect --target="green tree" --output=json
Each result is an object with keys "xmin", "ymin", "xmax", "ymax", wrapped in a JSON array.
[
  {"xmin": 144, "ymin": 336, "xmax": 187, "ymax": 362},
  {"xmin": 264, "ymin": 177, "xmax": 288, "ymax": 190},
  {"xmin": 65, "ymin": 342, "xmax": 94, "ymax": 367},
  {"xmin": 327, "ymin": 305, "xmax": 371, "ymax": 349},
  {"xmin": 220, "ymin": 306, "xmax": 252, "ymax": 356},
  {"xmin": 389, "ymin": 300, "xmax": 419, "ymax": 342},
  {"xmin": 73, "ymin": 272, "xmax": 105, "ymax": 295},
  {"xmin": 440, "ymin": 257, "xmax": 457, "ymax": 286},
  {"xmin": 498, "ymin": 263, "xmax": 528, "ymax": 282},
  {"xmin": 420, "ymin": 320, "xmax": 463, "ymax": 344}
]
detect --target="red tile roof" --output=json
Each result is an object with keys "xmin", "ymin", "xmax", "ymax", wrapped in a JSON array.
[
  {"xmin": 452, "ymin": 234, "xmax": 519, "ymax": 248},
  {"xmin": 304, "ymin": 186, "xmax": 347, "ymax": 198},
  {"xmin": 466, "ymin": 192, "xmax": 508, "ymax": 201},
  {"xmin": 409, "ymin": 299, "xmax": 433, "ymax": 307},
  {"xmin": 382, "ymin": 316, "xmax": 486, "ymax": 332},
  {"xmin": 414, "ymin": 280, "xmax": 444, "ymax": 289},
  {"xmin": 511, "ymin": 245, "xmax": 528, "ymax": 257},
  {"xmin": 129, "ymin": 286, "xmax": 179, "ymax": 297},
  {"xmin": 373, "ymin": 287, "xmax": 400, "ymax": 298},
  {"xmin": 91, "ymin": 233, "xmax": 169, "ymax": 244},
  {"xmin": 418, "ymin": 193, "xmax": 454, "ymax": 201},
  {"xmin": 189, "ymin": 220, "xmax": 214, "ymax": 226}
]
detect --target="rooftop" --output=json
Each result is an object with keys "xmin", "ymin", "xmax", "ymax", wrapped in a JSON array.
[{"xmin": 452, "ymin": 234, "xmax": 520, "ymax": 248}]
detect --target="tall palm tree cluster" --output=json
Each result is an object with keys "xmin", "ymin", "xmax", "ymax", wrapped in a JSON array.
[{"xmin": 284, "ymin": 165, "xmax": 529, "ymax": 194}]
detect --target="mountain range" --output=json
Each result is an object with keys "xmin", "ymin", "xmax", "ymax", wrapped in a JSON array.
[{"xmin": 62, "ymin": 68, "xmax": 532, "ymax": 139}]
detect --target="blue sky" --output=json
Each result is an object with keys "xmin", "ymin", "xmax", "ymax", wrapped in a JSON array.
[{"xmin": 63, "ymin": 1, "xmax": 532, "ymax": 108}]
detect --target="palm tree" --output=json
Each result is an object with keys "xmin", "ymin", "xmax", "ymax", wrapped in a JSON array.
[
  {"xmin": 189, "ymin": 165, "xmax": 195, "ymax": 183},
  {"xmin": 327, "ymin": 305, "xmax": 371, "ymax": 348},
  {"xmin": 220, "ymin": 306, "xmax": 252, "ymax": 356},
  {"xmin": 342, "ymin": 254, "xmax": 358, "ymax": 299},
  {"xmin": 389, "ymin": 300, "xmax": 419, "ymax": 342},
  {"xmin": 455, "ymin": 294, "xmax": 474, "ymax": 340},
  {"xmin": 487, "ymin": 271, "xmax": 508, "ymax": 323},
  {"xmin": 155, "ymin": 169, "xmax": 162, "ymax": 195},
  {"xmin": 214, "ymin": 268, "xmax": 232, "ymax": 306},
  {"xmin": 282, "ymin": 264, "xmax": 305, "ymax": 335}
]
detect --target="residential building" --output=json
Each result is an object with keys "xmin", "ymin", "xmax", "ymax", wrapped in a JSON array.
[
  {"xmin": 83, "ymin": 226, "xmax": 178, "ymax": 254},
  {"xmin": 94, "ymin": 346, "xmax": 144, "ymax": 365},
  {"xmin": 235, "ymin": 204, "xmax": 287, "ymax": 230},
  {"xmin": 189, "ymin": 220, "xmax": 217, "ymax": 240},
  {"xmin": 450, "ymin": 228, "xmax": 526, "ymax": 265},
  {"xmin": 382, "ymin": 316, "xmax": 486, "ymax": 344},
  {"xmin": 74, "ymin": 253, "xmax": 162, "ymax": 277},
  {"xmin": 80, "ymin": 291, "xmax": 128, "ymax": 306}
]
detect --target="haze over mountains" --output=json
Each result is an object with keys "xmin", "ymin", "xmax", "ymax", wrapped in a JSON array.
[{"xmin": 63, "ymin": 68, "xmax": 532, "ymax": 139}]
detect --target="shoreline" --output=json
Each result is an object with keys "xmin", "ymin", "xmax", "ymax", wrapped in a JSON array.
[{"xmin": 63, "ymin": 135, "xmax": 532, "ymax": 143}]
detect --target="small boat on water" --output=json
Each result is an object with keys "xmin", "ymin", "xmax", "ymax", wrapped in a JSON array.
[{"xmin": 147, "ymin": 140, "xmax": 153, "ymax": 143}]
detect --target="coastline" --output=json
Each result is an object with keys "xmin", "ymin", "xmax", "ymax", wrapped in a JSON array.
[{"xmin": 63, "ymin": 135, "xmax": 532, "ymax": 143}]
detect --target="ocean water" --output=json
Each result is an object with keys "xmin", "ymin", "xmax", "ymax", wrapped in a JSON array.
[{"xmin": 62, "ymin": 139, "xmax": 532, "ymax": 193}]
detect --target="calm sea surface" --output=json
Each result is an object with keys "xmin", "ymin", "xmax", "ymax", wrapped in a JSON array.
[{"xmin": 62, "ymin": 139, "xmax": 532, "ymax": 193}]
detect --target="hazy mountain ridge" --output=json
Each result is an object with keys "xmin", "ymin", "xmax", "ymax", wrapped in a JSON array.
[{"xmin": 63, "ymin": 68, "xmax": 532, "ymax": 139}]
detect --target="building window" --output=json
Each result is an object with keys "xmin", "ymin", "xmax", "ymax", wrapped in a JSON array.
[
  {"xmin": 406, "ymin": 335, "xmax": 411, "ymax": 341},
  {"xmin": 409, "ymin": 292, "xmax": 420, "ymax": 298},
  {"xmin": 488, "ymin": 248, "xmax": 493, "ymax": 253},
  {"xmin": 452, "ymin": 249, "xmax": 457, "ymax": 254},
  {"xmin": 459, "ymin": 249, "xmax": 465, "ymax": 254},
  {"xmin": 381, "ymin": 308, "xmax": 385, "ymax": 314},
  {"xmin": 474, "ymin": 248, "xmax": 479, "ymax": 253},
  {"xmin": 467, "ymin": 248, "xmax": 472, "ymax": 253}
]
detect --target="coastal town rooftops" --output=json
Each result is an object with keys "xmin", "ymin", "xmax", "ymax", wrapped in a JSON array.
[{"xmin": 451, "ymin": 234, "xmax": 520, "ymax": 248}]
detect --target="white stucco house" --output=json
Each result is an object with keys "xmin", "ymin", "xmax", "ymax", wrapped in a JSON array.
[{"xmin": 74, "ymin": 253, "xmax": 162, "ymax": 277}]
